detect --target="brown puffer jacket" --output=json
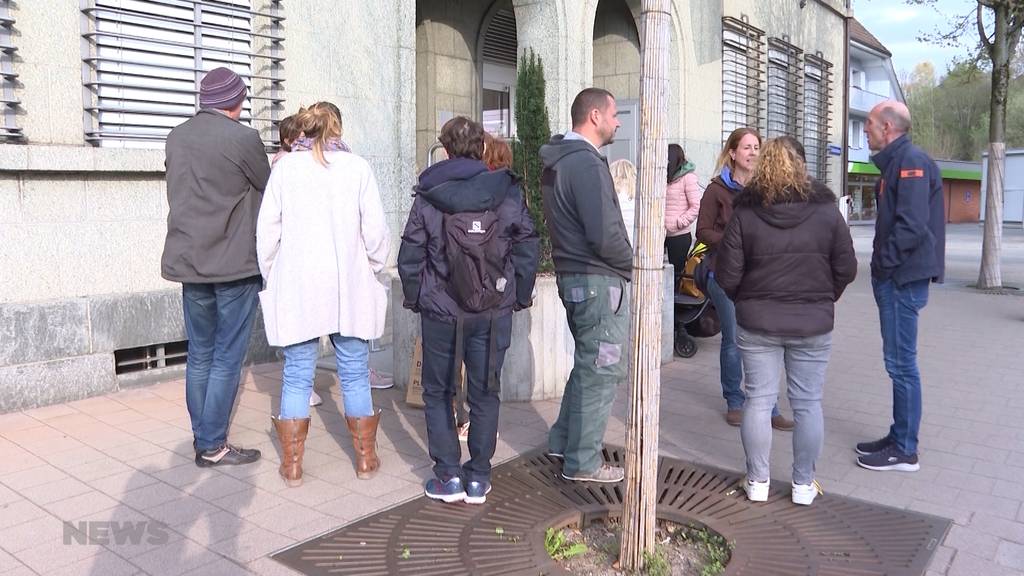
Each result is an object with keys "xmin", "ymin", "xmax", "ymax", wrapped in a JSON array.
[
  {"xmin": 714, "ymin": 180, "xmax": 858, "ymax": 337},
  {"xmin": 695, "ymin": 175, "xmax": 740, "ymax": 272}
]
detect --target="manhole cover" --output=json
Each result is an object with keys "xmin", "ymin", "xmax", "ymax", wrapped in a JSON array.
[{"xmin": 272, "ymin": 447, "xmax": 950, "ymax": 575}]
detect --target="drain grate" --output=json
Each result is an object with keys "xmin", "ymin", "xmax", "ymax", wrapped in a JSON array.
[{"xmin": 272, "ymin": 447, "xmax": 950, "ymax": 575}]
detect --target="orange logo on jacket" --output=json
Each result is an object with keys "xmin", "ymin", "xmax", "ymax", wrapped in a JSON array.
[{"xmin": 900, "ymin": 169, "xmax": 924, "ymax": 178}]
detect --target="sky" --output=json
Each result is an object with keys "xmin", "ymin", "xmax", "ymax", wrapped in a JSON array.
[{"xmin": 852, "ymin": 0, "xmax": 979, "ymax": 77}]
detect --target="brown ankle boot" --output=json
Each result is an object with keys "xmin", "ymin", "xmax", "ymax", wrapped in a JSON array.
[
  {"xmin": 346, "ymin": 410, "xmax": 381, "ymax": 479},
  {"xmin": 272, "ymin": 417, "xmax": 310, "ymax": 487}
]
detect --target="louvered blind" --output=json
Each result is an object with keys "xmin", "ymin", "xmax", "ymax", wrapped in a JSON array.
[
  {"xmin": 81, "ymin": 0, "xmax": 284, "ymax": 149},
  {"xmin": 721, "ymin": 16, "xmax": 764, "ymax": 141},
  {"xmin": 803, "ymin": 53, "xmax": 834, "ymax": 182},
  {"xmin": 766, "ymin": 37, "xmax": 802, "ymax": 139},
  {"xmin": 482, "ymin": 9, "xmax": 517, "ymax": 67},
  {"xmin": 0, "ymin": 0, "xmax": 22, "ymax": 141}
]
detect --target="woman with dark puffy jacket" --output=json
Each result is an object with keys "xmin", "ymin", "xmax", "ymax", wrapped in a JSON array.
[
  {"xmin": 664, "ymin": 144, "xmax": 700, "ymax": 277},
  {"xmin": 715, "ymin": 137, "xmax": 857, "ymax": 506}
]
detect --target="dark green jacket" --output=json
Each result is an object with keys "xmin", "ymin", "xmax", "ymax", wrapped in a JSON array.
[{"xmin": 162, "ymin": 110, "xmax": 271, "ymax": 283}]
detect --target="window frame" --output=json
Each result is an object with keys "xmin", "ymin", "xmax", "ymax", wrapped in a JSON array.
[
  {"xmin": 0, "ymin": 0, "xmax": 22, "ymax": 141},
  {"xmin": 765, "ymin": 36, "xmax": 802, "ymax": 140},
  {"xmin": 721, "ymin": 16, "xmax": 765, "ymax": 142},
  {"xmin": 80, "ymin": 0, "xmax": 284, "ymax": 149},
  {"xmin": 802, "ymin": 53, "xmax": 834, "ymax": 182}
]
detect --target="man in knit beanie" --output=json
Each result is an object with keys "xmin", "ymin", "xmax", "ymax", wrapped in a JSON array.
[{"xmin": 162, "ymin": 67, "xmax": 271, "ymax": 467}]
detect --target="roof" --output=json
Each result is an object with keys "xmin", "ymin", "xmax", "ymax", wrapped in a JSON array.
[
  {"xmin": 849, "ymin": 161, "xmax": 981, "ymax": 181},
  {"xmin": 850, "ymin": 19, "xmax": 892, "ymax": 57}
]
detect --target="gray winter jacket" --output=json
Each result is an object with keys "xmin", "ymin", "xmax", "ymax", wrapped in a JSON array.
[
  {"xmin": 161, "ymin": 109, "xmax": 271, "ymax": 284},
  {"xmin": 539, "ymin": 135, "xmax": 632, "ymax": 281}
]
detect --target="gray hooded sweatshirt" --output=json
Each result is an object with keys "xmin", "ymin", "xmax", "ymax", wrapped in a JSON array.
[{"xmin": 539, "ymin": 134, "xmax": 632, "ymax": 281}]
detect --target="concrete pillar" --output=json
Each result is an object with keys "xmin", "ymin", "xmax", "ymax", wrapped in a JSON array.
[{"xmin": 512, "ymin": 0, "xmax": 596, "ymax": 132}]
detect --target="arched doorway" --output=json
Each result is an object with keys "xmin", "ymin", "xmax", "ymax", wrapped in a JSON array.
[
  {"xmin": 592, "ymin": 0, "xmax": 641, "ymax": 164},
  {"xmin": 479, "ymin": 4, "xmax": 517, "ymax": 138},
  {"xmin": 414, "ymin": 0, "xmax": 517, "ymax": 170}
]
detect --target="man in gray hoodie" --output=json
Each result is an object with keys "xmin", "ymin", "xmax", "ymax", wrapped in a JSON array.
[
  {"xmin": 540, "ymin": 88, "xmax": 632, "ymax": 483},
  {"xmin": 162, "ymin": 67, "xmax": 270, "ymax": 468}
]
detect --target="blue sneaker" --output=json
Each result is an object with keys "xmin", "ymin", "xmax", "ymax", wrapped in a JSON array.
[
  {"xmin": 424, "ymin": 477, "xmax": 466, "ymax": 503},
  {"xmin": 465, "ymin": 481, "xmax": 491, "ymax": 504},
  {"xmin": 856, "ymin": 444, "xmax": 920, "ymax": 472}
]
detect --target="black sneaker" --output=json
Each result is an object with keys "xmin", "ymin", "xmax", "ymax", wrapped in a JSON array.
[
  {"xmin": 195, "ymin": 443, "xmax": 261, "ymax": 467},
  {"xmin": 855, "ymin": 435, "xmax": 894, "ymax": 456},
  {"xmin": 856, "ymin": 444, "xmax": 919, "ymax": 472}
]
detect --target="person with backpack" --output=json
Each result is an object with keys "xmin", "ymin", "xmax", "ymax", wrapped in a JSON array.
[{"xmin": 398, "ymin": 116, "xmax": 539, "ymax": 504}]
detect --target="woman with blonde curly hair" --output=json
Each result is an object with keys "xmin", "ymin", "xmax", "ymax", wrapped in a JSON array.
[{"xmin": 714, "ymin": 138, "xmax": 857, "ymax": 506}]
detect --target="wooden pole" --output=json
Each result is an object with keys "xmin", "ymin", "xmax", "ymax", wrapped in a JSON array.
[{"xmin": 619, "ymin": 0, "xmax": 671, "ymax": 571}]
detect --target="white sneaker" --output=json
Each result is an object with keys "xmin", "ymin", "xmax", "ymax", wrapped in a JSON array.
[
  {"xmin": 309, "ymin": 390, "xmax": 323, "ymax": 407},
  {"xmin": 369, "ymin": 369, "xmax": 394, "ymax": 390},
  {"xmin": 791, "ymin": 480, "xmax": 822, "ymax": 506},
  {"xmin": 743, "ymin": 478, "xmax": 769, "ymax": 502}
]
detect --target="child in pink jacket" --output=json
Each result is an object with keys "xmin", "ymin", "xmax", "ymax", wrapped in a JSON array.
[{"xmin": 664, "ymin": 144, "xmax": 700, "ymax": 277}]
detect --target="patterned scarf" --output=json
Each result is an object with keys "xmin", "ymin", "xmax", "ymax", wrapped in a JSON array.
[{"xmin": 291, "ymin": 136, "xmax": 351, "ymax": 153}]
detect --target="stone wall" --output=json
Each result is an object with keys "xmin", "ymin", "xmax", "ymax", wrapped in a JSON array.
[{"xmin": 0, "ymin": 1, "xmax": 415, "ymax": 412}]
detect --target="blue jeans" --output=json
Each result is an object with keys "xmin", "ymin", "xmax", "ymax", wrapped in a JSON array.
[
  {"xmin": 738, "ymin": 327, "xmax": 832, "ymax": 485},
  {"xmin": 183, "ymin": 277, "xmax": 260, "ymax": 452},
  {"xmin": 706, "ymin": 274, "xmax": 780, "ymax": 416},
  {"xmin": 279, "ymin": 335, "xmax": 372, "ymax": 419},
  {"xmin": 421, "ymin": 314, "xmax": 512, "ymax": 483},
  {"xmin": 872, "ymin": 277, "xmax": 929, "ymax": 455}
]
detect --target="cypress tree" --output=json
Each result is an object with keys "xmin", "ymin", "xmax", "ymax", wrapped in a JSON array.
[{"xmin": 513, "ymin": 49, "xmax": 553, "ymax": 272}]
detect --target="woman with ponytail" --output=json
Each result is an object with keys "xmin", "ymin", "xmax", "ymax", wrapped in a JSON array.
[{"xmin": 257, "ymin": 102, "xmax": 391, "ymax": 486}]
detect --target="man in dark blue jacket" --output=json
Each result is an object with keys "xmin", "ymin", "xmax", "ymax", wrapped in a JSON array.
[
  {"xmin": 398, "ymin": 117, "xmax": 539, "ymax": 504},
  {"xmin": 856, "ymin": 101, "xmax": 945, "ymax": 473}
]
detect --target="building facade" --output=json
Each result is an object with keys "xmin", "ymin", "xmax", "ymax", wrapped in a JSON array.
[
  {"xmin": 0, "ymin": 0, "xmax": 849, "ymax": 412},
  {"xmin": 846, "ymin": 18, "xmax": 903, "ymax": 222}
]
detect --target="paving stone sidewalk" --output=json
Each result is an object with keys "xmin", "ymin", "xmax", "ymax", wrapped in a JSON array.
[{"xmin": 0, "ymin": 223, "xmax": 1022, "ymax": 575}]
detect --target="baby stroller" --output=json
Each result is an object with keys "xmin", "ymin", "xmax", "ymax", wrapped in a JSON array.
[{"xmin": 673, "ymin": 243, "xmax": 720, "ymax": 358}]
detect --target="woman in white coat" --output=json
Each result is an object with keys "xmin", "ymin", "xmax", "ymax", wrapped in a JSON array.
[{"xmin": 257, "ymin": 103, "xmax": 390, "ymax": 487}]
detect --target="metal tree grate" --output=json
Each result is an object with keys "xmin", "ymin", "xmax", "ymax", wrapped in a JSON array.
[{"xmin": 272, "ymin": 448, "xmax": 950, "ymax": 576}]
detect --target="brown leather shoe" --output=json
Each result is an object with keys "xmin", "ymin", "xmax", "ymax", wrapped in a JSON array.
[
  {"xmin": 725, "ymin": 410, "xmax": 742, "ymax": 427},
  {"xmin": 346, "ymin": 410, "xmax": 382, "ymax": 480},
  {"xmin": 771, "ymin": 414, "xmax": 795, "ymax": 431},
  {"xmin": 272, "ymin": 417, "xmax": 310, "ymax": 488}
]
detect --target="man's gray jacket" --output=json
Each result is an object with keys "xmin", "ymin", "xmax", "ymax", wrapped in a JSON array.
[
  {"xmin": 161, "ymin": 109, "xmax": 271, "ymax": 284},
  {"xmin": 539, "ymin": 134, "xmax": 632, "ymax": 281}
]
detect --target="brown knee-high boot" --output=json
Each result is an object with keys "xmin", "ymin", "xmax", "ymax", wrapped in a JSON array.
[
  {"xmin": 346, "ymin": 410, "xmax": 381, "ymax": 479},
  {"xmin": 272, "ymin": 417, "xmax": 310, "ymax": 487}
]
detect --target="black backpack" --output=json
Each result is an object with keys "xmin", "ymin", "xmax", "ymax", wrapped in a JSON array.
[
  {"xmin": 441, "ymin": 208, "xmax": 512, "ymax": 395},
  {"xmin": 442, "ymin": 210, "xmax": 511, "ymax": 313}
]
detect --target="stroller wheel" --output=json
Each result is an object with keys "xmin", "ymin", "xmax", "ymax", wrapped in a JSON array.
[{"xmin": 674, "ymin": 334, "xmax": 697, "ymax": 358}]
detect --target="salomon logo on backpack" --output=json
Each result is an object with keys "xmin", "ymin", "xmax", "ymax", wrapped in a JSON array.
[{"xmin": 442, "ymin": 210, "xmax": 510, "ymax": 313}]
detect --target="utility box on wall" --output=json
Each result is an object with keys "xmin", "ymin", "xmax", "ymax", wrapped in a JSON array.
[{"xmin": 981, "ymin": 149, "xmax": 1024, "ymax": 224}]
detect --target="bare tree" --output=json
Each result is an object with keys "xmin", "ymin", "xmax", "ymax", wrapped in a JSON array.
[
  {"xmin": 619, "ymin": 0, "xmax": 670, "ymax": 572},
  {"xmin": 976, "ymin": 1, "xmax": 1023, "ymax": 288},
  {"xmin": 910, "ymin": 0, "xmax": 1023, "ymax": 288}
]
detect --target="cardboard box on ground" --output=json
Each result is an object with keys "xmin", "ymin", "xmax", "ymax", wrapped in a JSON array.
[{"xmin": 405, "ymin": 337, "xmax": 467, "ymax": 409}]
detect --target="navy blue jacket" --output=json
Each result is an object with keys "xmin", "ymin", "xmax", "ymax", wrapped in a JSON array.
[
  {"xmin": 870, "ymin": 135, "xmax": 946, "ymax": 285},
  {"xmin": 397, "ymin": 158, "xmax": 540, "ymax": 324}
]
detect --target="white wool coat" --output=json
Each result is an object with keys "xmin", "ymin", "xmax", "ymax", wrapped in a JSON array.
[{"xmin": 256, "ymin": 150, "xmax": 391, "ymax": 347}]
